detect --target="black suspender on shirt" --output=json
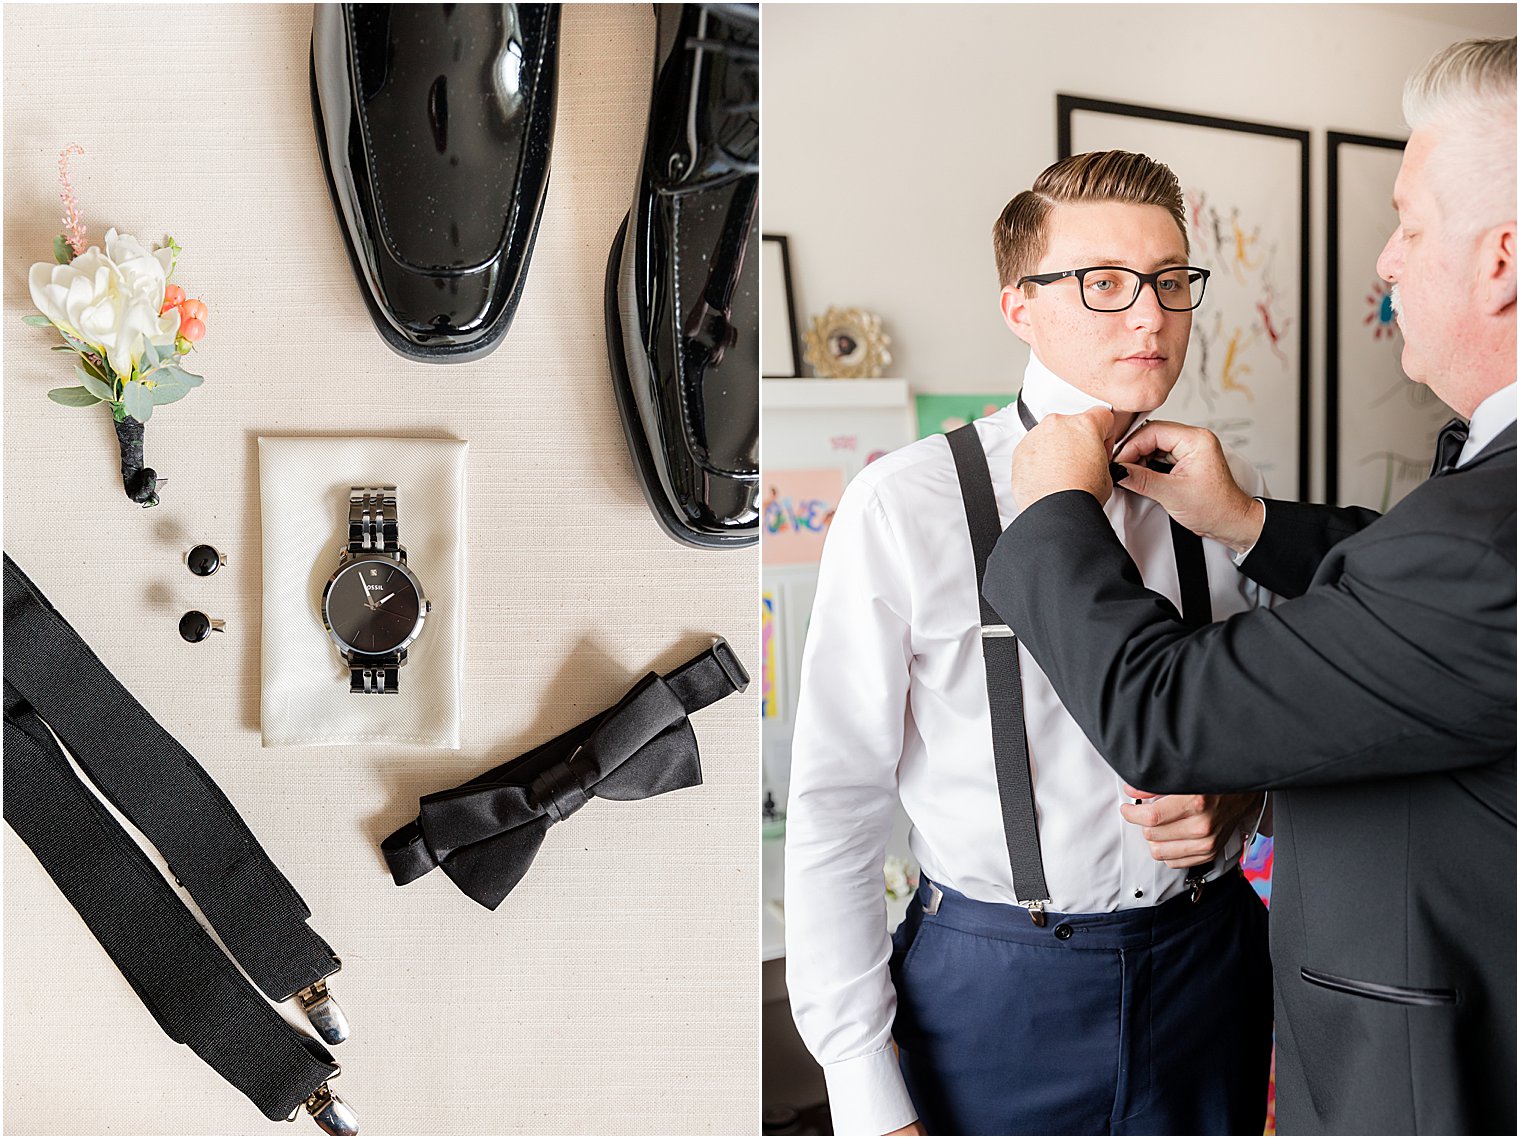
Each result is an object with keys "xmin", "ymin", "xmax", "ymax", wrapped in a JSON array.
[{"xmin": 947, "ymin": 414, "xmax": 1212, "ymax": 923}]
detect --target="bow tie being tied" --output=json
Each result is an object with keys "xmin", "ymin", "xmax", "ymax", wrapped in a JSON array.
[
  {"xmin": 382, "ymin": 639, "xmax": 749, "ymax": 909},
  {"xmin": 1430, "ymin": 416, "xmax": 1470, "ymax": 476}
]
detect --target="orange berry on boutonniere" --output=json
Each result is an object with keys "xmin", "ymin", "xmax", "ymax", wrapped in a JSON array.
[
  {"xmin": 162, "ymin": 284, "xmax": 185, "ymax": 314},
  {"xmin": 180, "ymin": 317, "xmax": 206, "ymax": 342},
  {"xmin": 181, "ymin": 298, "xmax": 208, "ymax": 323}
]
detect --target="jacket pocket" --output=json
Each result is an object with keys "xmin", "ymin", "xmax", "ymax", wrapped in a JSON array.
[{"xmin": 1301, "ymin": 966, "xmax": 1457, "ymax": 1006}]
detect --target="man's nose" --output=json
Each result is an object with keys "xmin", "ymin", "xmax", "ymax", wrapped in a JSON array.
[
  {"xmin": 1376, "ymin": 228, "xmax": 1401, "ymax": 282},
  {"xmin": 1127, "ymin": 282, "xmax": 1166, "ymax": 329}
]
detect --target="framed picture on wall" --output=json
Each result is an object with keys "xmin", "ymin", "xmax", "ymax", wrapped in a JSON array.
[
  {"xmin": 1060, "ymin": 96, "xmax": 1311, "ymax": 499},
  {"xmin": 1326, "ymin": 131, "xmax": 1447, "ymax": 510},
  {"xmin": 762, "ymin": 234, "xmax": 805, "ymax": 378}
]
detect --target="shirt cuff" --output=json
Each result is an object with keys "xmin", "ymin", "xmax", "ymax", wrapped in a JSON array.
[
  {"xmin": 1231, "ymin": 497, "xmax": 1267, "ymax": 565},
  {"xmin": 823, "ymin": 1046, "xmax": 918, "ymax": 1135}
]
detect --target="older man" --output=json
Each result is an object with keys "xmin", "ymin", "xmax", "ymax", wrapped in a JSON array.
[{"xmin": 984, "ymin": 37, "xmax": 1516, "ymax": 1134}]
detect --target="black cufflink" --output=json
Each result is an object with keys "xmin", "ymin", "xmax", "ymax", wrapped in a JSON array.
[
  {"xmin": 186, "ymin": 544, "xmax": 227, "ymax": 577},
  {"xmin": 179, "ymin": 611, "xmax": 226, "ymax": 642}
]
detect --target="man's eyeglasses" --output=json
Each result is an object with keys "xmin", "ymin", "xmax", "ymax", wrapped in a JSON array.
[{"xmin": 1016, "ymin": 265, "xmax": 1211, "ymax": 312}]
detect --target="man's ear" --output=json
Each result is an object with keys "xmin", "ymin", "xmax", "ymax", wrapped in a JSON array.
[
  {"xmin": 1000, "ymin": 283, "xmax": 1036, "ymax": 346},
  {"xmin": 1476, "ymin": 221, "xmax": 1516, "ymax": 316}
]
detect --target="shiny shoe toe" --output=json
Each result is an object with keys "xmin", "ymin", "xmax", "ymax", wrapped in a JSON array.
[{"xmin": 311, "ymin": 4, "xmax": 560, "ymax": 363}]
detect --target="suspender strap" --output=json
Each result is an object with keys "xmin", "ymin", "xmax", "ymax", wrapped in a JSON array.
[
  {"xmin": 947, "ymin": 423, "xmax": 1052, "ymax": 916},
  {"xmin": 3, "ymin": 683, "xmax": 339, "ymax": 1121},
  {"xmin": 2, "ymin": 553, "xmax": 339, "ymax": 1003},
  {"xmin": 948, "ymin": 415, "xmax": 1215, "ymax": 917}
]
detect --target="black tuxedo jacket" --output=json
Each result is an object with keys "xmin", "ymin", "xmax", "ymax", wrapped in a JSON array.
[{"xmin": 983, "ymin": 425, "xmax": 1516, "ymax": 1134}]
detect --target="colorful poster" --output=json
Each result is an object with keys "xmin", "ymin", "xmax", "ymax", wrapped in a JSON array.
[
  {"xmin": 762, "ymin": 468, "xmax": 844, "ymax": 565},
  {"xmin": 915, "ymin": 393, "xmax": 1009, "ymax": 438},
  {"xmin": 761, "ymin": 590, "xmax": 781, "ymax": 719}
]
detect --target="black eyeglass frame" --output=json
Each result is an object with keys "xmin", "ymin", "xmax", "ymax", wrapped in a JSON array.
[{"xmin": 1015, "ymin": 265, "xmax": 1212, "ymax": 312}]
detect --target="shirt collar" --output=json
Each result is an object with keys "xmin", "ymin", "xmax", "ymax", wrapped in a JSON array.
[
  {"xmin": 1460, "ymin": 382, "xmax": 1517, "ymax": 467},
  {"xmin": 1018, "ymin": 351, "xmax": 1153, "ymax": 452}
]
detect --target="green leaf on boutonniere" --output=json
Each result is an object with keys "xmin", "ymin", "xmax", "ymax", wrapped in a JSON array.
[
  {"xmin": 121, "ymin": 381, "xmax": 154, "ymax": 423},
  {"xmin": 53, "ymin": 235, "xmax": 74, "ymax": 264},
  {"xmin": 23, "ymin": 314, "xmax": 52, "ymax": 328},
  {"xmin": 74, "ymin": 367, "xmax": 115, "ymax": 403},
  {"xmin": 112, "ymin": 402, "xmax": 127, "ymax": 423},
  {"xmin": 74, "ymin": 353, "xmax": 110, "ymax": 383},
  {"xmin": 58, "ymin": 328, "xmax": 93, "ymax": 355},
  {"xmin": 148, "ymin": 379, "xmax": 191, "ymax": 405},
  {"xmin": 157, "ymin": 365, "xmax": 205, "ymax": 389},
  {"xmin": 48, "ymin": 386, "xmax": 102, "ymax": 407}
]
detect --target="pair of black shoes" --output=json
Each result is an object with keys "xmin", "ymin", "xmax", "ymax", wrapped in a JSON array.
[{"xmin": 311, "ymin": 4, "xmax": 757, "ymax": 548}]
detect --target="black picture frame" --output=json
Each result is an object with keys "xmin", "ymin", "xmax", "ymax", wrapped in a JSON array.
[
  {"xmin": 1326, "ymin": 130, "xmax": 1415, "ymax": 508},
  {"xmin": 1058, "ymin": 95, "xmax": 1312, "ymax": 499},
  {"xmin": 762, "ymin": 233, "xmax": 804, "ymax": 378}
]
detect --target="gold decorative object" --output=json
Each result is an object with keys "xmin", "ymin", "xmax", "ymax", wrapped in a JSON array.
[{"xmin": 801, "ymin": 306, "xmax": 893, "ymax": 379}]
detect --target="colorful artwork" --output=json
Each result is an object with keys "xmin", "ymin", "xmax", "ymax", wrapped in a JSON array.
[
  {"xmin": 761, "ymin": 591, "xmax": 780, "ymax": 720},
  {"xmin": 1328, "ymin": 133, "xmax": 1450, "ymax": 510},
  {"xmin": 762, "ymin": 468, "xmax": 844, "ymax": 565},
  {"xmin": 1063, "ymin": 97, "xmax": 1309, "ymax": 498},
  {"xmin": 914, "ymin": 393, "xmax": 1010, "ymax": 439}
]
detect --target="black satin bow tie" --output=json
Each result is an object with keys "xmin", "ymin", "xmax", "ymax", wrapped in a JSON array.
[
  {"xmin": 381, "ymin": 639, "xmax": 749, "ymax": 909},
  {"xmin": 1015, "ymin": 395, "xmax": 1131, "ymax": 485},
  {"xmin": 1430, "ymin": 416, "xmax": 1470, "ymax": 476}
]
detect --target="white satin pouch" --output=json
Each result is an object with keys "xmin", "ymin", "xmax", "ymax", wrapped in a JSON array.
[{"xmin": 258, "ymin": 437, "xmax": 467, "ymax": 749}]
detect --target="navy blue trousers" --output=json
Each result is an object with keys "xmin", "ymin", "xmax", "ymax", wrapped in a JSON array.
[{"xmin": 889, "ymin": 870, "xmax": 1272, "ymax": 1135}]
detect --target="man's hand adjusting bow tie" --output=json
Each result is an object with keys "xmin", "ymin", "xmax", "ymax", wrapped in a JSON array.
[{"xmin": 1010, "ymin": 406, "xmax": 1117, "ymax": 510}]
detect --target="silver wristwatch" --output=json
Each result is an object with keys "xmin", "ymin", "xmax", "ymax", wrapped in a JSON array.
[{"xmin": 320, "ymin": 487, "xmax": 431, "ymax": 694}]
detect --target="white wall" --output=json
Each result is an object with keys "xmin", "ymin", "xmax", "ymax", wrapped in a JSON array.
[{"xmin": 761, "ymin": 2, "xmax": 1513, "ymax": 498}]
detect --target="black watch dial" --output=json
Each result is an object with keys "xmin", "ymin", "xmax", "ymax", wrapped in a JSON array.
[{"xmin": 325, "ymin": 560, "xmax": 422, "ymax": 655}]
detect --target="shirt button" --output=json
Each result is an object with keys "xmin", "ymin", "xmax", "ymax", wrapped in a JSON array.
[
  {"xmin": 1134, "ymin": 889, "xmax": 1144, "ymax": 899},
  {"xmin": 1054, "ymin": 923, "xmax": 1073, "ymax": 940}
]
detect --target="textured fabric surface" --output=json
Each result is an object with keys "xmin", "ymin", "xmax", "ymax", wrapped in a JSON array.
[
  {"xmin": 258, "ymin": 436, "xmax": 467, "ymax": 749},
  {"xmin": 4, "ymin": 5, "xmax": 758, "ymax": 1134}
]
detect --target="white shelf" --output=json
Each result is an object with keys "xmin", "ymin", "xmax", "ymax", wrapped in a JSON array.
[{"xmin": 763, "ymin": 377, "xmax": 909, "ymax": 410}]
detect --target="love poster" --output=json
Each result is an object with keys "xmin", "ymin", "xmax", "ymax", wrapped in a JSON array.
[{"xmin": 762, "ymin": 468, "xmax": 844, "ymax": 565}]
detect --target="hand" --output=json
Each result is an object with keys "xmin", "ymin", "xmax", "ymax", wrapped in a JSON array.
[
  {"xmin": 1112, "ymin": 421, "xmax": 1263, "ymax": 554},
  {"xmin": 1119, "ymin": 784, "xmax": 1264, "ymax": 868},
  {"xmin": 885, "ymin": 1122, "xmax": 926, "ymax": 1136},
  {"xmin": 1011, "ymin": 406, "xmax": 1115, "ymax": 510}
]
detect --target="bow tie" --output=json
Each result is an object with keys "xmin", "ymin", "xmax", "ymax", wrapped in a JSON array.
[
  {"xmin": 381, "ymin": 639, "xmax": 749, "ymax": 909},
  {"xmin": 1430, "ymin": 417, "xmax": 1470, "ymax": 476},
  {"xmin": 1015, "ymin": 395, "xmax": 1133, "ymax": 485}
]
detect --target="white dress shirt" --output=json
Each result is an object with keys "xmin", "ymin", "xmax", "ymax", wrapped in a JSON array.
[
  {"xmin": 1459, "ymin": 382, "xmax": 1517, "ymax": 467},
  {"xmin": 784, "ymin": 353, "xmax": 1272, "ymax": 1136}
]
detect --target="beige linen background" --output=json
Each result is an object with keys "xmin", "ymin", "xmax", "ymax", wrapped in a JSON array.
[{"xmin": 3, "ymin": 5, "xmax": 758, "ymax": 1134}]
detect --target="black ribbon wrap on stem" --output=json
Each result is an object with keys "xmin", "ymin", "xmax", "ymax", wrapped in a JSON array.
[
  {"xmin": 112, "ymin": 415, "xmax": 160, "ymax": 507},
  {"xmin": 381, "ymin": 639, "xmax": 749, "ymax": 909}
]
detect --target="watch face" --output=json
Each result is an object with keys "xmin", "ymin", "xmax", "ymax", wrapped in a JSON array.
[{"xmin": 325, "ymin": 560, "xmax": 423, "ymax": 655}]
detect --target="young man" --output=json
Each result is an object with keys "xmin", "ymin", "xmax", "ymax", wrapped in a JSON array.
[
  {"xmin": 989, "ymin": 38, "xmax": 1516, "ymax": 1134},
  {"xmin": 785, "ymin": 151, "xmax": 1273, "ymax": 1136}
]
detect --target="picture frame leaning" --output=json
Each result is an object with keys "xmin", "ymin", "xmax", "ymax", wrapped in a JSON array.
[{"xmin": 1060, "ymin": 95, "xmax": 1312, "ymax": 500}]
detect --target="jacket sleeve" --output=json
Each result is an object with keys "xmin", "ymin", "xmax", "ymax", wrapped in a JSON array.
[
  {"xmin": 982, "ymin": 490, "xmax": 1515, "ymax": 793},
  {"xmin": 784, "ymin": 476, "xmax": 919, "ymax": 1136},
  {"xmin": 1238, "ymin": 499, "xmax": 1383, "ymax": 599}
]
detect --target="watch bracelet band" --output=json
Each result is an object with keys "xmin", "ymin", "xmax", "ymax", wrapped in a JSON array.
[
  {"xmin": 348, "ymin": 487, "xmax": 401, "ymax": 695},
  {"xmin": 350, "ymin": 663, "xmax": 399, "ymax": 695},
  {"xmin": 348, "ymin": 486, "xmax": 399, "ymax": 555}
]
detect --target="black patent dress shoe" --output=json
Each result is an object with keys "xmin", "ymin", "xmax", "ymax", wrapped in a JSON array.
[
  {"xmin": 311, "ymin": 4, "xmax": 560, "ymax": 362},
  {"xmin": 607, "ymin": 4, "xmax": 759, "ymax": 548}
]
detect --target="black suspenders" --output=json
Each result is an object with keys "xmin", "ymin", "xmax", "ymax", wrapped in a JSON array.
[
  {"xmin": 947, "ymin": 411, "xmax": 1212, "ymax": 924},
  {"xmin": 3, "ymin": 553, "xmax": 357, "ymax": 1133}
]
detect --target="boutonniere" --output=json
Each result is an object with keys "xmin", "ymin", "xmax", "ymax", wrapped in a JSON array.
[{"xmin": 27, "ymin": 146, "xmax": 208, "ymax": 508}]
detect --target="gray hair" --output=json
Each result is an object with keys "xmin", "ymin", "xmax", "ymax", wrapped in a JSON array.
[
  {"xmin": 1403, "ymin": 36, "xmax": 1516, "ymax": 229},
  {"xmin": 1403, "ymin": 36, "xmax": 1516, "ymax": 128}
]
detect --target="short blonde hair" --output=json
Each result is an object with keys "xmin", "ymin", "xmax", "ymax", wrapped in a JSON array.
[{"xmin": 992, "ymin": 151, "xmax": 1189, "ymax": 290}]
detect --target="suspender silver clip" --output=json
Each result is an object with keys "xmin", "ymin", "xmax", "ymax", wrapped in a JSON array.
[
  {"xmin": 295, "ymin": 972, "xmax": 349, "ymax": 1046},
  {"xmin": 1186, "ymin": 875, "xmax": 1206, "ymax": 904},
  {"xmin": 980, "ymin": 623, "xmax": 1014, "ymax": 638},
  {"xmin": 1025, "ymin": 899, "xmax": 1048, "ymax": 927},
  {"xmin": 302, "ymin": 1077, "xmax": 358, "ymax": 1136}
]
